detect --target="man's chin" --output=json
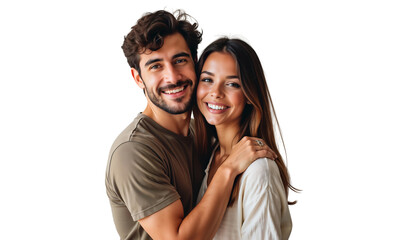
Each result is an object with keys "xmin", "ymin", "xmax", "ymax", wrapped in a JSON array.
[
  {"xmin": 160, "ymin": 104, "xmax": 192, "ymax": 115},
  {"xmin": 148, "ymin": 92, "xmax": 193, "ymax": 115},
  {"xmin": 162, "ymin": 97, "xmax": 193, "ymax": 114}
]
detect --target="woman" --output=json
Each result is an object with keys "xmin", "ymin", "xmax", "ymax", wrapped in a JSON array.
[{"xmin": 194, "ymin": 38, "xmax": 298, "ymax": 239}]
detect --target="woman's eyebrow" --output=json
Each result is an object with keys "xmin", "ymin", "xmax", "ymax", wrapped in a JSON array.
[{"xmin": 201, "ymin": 71, "xmax": 214, "ymax": 76}]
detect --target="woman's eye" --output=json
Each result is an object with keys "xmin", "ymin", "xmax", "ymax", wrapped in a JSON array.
[
  {"xmin": 227, "ymin": 82, "xmax": 241, "ymax": 88},
  {"xmin": 200, "ymin": 78, "xmax": 212, "ymax": 83}
]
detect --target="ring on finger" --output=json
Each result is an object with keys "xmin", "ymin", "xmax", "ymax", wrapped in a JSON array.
[{"xmin": 256, "ymin": 139, "xmax": 264, "ymax": 147}]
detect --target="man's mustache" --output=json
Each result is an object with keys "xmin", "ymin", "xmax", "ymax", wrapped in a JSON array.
[{"xmin": 158, "ymin": 80, "xmax": 193, "ymax": 92}]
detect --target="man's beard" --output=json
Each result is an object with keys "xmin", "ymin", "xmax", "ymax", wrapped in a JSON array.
[{"xmin": 144, "ymin": 79, "xmax": 194, "ymax": 115}]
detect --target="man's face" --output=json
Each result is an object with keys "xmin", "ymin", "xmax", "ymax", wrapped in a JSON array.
[{"xmin": 135, "ymin": 33, "xmax": 196, "ymax": 114}]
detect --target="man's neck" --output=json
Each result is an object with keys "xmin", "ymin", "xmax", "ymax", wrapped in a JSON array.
[{"xmin": 142, "ymin": 105, "xmax": 191, "ymax": 136}]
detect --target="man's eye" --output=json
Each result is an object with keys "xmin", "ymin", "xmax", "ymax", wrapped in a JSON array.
[
  {"xmin": 150, "ymin": 64, "xmax": 161, "ymax": 70},
  {"xmin": 175, "ymin": 59, "xmax": 187, "ymax": 64}
]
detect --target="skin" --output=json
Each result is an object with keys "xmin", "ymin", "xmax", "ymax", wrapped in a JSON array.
[
  {"xmin": 198, "ymin": 52, "xmax": 246, "ymax": 128},
  {"xmin": 132, "ymin": 33, "xmax": 196, "ymax": 136},
  {"xmin": 130, "ymin": 33, "xmax": 275, "ymax": 240},
  {"xmin": 198, "ymin": 52, "xmax": 247, "ymax": 183},
  {"xmin": 197, "ymin": 52, "xmax": 278, "ymax": 184}
]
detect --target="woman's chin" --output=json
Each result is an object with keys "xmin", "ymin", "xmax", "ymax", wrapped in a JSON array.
[{"xmin": 205, "ymin": 118, "xmax": 221, "ymax": 126}]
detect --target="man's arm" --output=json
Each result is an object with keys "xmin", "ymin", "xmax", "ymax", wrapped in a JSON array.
[{"xmin": 139, "ymin": 137, "xmax": 275, "ymax": 240}]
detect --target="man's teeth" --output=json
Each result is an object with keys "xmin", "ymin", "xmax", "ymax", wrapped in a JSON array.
[
  {"xmin": 208, "ymin": 103, "xmax": 227, "ymax": 110},
  {"xmin": 164, "ymin": 87, "xmax": 184, "ymax": 94}
]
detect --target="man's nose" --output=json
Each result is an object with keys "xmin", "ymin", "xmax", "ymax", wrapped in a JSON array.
[{"xmin": 163, "ymin": 63, "xmax": 181, "ymax": 84}]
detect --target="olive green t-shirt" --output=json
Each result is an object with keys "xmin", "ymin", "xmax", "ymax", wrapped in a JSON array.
[{"xmin": 105, "ymin": 114, "xmax": 204, "ymax": 240}]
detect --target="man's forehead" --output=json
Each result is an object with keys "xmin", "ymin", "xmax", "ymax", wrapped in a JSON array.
[
  {"xmin": 138, "ymin": 33, "xmax": 191, "ymax": 64},
  {"xmin": 141, "ymin": 48, "xmax": 155, "ymax": 56}
]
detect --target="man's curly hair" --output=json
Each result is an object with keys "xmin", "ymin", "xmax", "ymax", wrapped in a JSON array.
[{"xmin": 122, "ymin": 10, "xmax": 202, "ymax": 76}]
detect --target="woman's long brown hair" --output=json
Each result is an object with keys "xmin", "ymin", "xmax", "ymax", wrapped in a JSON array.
[{"xmin": 193, "ymin": 38, "xmax": 299, "ymax": 206}]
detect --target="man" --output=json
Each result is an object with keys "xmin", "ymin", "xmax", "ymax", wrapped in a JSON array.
[{"xmin": 105, "ymin": 10, "xmax": 271, "ymax": 240}]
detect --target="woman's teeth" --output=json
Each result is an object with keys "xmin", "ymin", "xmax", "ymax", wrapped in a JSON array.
[{"xmin": 208, "ymin": 103, "xmax": 227, "ymax": 110}]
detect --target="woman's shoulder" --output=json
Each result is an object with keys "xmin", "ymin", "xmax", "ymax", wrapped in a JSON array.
[
  {"xmin": 245, "ymin": 158, "xmax": 279, "ymax": 175},
  {"xmin": 242, "ymin": 158, "xmax": 282, "ymax": 186}
]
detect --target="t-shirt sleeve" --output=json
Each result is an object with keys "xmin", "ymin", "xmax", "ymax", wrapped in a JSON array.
[
  {"xmin": 240, "ymin": 158, "xmax": 288, "ymax": 240},
  {"xmin": 108, "ymin": 141, "xmax": 180, "ymax": 221}
]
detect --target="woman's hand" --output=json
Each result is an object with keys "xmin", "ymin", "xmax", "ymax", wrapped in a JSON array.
[{"xmin": 221, "ymin": 136, "xmax": 277, "ymax": 175}]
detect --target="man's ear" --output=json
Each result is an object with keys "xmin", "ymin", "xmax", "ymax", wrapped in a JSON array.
[{"xmin": 131, "ymin": 68, "xmax": 145, "ymax": 89}]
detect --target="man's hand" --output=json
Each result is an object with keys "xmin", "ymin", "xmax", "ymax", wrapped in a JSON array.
[{"xmin": 138, "ymin": 136, "xmax": 277, "ymax": 240}]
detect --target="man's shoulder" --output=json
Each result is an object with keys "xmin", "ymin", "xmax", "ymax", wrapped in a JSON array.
[
  {"xmin": 107, "ymin": 114, "xmax": 161, "ymax": 161},
  {"xmin": 106, "ymin": 114, "xmax": 169, "ymax": 181},
  {"xmin": 112, "ymin": 114, "xmax": 160, "ymax": 145}
]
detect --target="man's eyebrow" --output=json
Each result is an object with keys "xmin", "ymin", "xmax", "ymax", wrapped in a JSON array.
[
  {"xmin": 173, "ymin": 52, "xmax": 191, "ymax": 59},
  {"xmin": 144, "ymin": 58, "xmax": 163, "ymax": 67},
  {"xmin": 144, "ymin": 52, "xmax": 190, "ymax": 67}
]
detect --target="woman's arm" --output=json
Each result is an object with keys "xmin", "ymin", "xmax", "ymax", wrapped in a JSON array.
[{"xmin": 240, "ymin": 158, "xmax": 292, "ymax": 240}]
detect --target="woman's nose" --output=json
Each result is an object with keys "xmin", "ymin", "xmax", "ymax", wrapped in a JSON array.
[{"xmin": 210, "ymin": 84, "xmax": 223, "ymax": 98}]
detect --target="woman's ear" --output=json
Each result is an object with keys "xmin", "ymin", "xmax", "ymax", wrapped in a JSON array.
[{"xmin": 131, "ymin": 68, "xmax": 145, "ymax": 89}]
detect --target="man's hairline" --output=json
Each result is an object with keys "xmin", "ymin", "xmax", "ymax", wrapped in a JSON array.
[{"xmin": 137, "ymin": 32, "xmax": 195, "ymax": 70}]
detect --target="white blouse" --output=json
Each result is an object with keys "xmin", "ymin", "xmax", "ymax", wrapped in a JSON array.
[{"xmin": 197, "ymin": 145, "xmax": 292, "ymax": 240}]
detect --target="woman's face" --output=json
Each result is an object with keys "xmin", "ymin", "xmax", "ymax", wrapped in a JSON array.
[{"xmin": 197, "ymin": 52, "xmax": 247, "ymax": 127}]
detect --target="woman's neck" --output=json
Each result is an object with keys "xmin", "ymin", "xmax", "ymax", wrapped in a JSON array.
[
  {"xmin": 215, "ymin": 122, "xmax": 241, "ymax": 162},
  {"xmin": 206, "ymin": 122, "xmax": 242, "ymax": 185}
]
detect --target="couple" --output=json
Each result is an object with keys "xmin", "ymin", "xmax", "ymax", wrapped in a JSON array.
[{"xmin": 106, "ymin": 9, "xmax": 296, "ymax": 240}]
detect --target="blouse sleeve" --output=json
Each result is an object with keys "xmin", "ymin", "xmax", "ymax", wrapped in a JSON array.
[{"xmin": 240, "ymin": 158, "xmax": 291, "ymax": 240}]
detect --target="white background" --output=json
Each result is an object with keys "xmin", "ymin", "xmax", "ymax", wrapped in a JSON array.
[{"xmin": 1, "ymin": 0, "xmax": 402, "ymax": 239}]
